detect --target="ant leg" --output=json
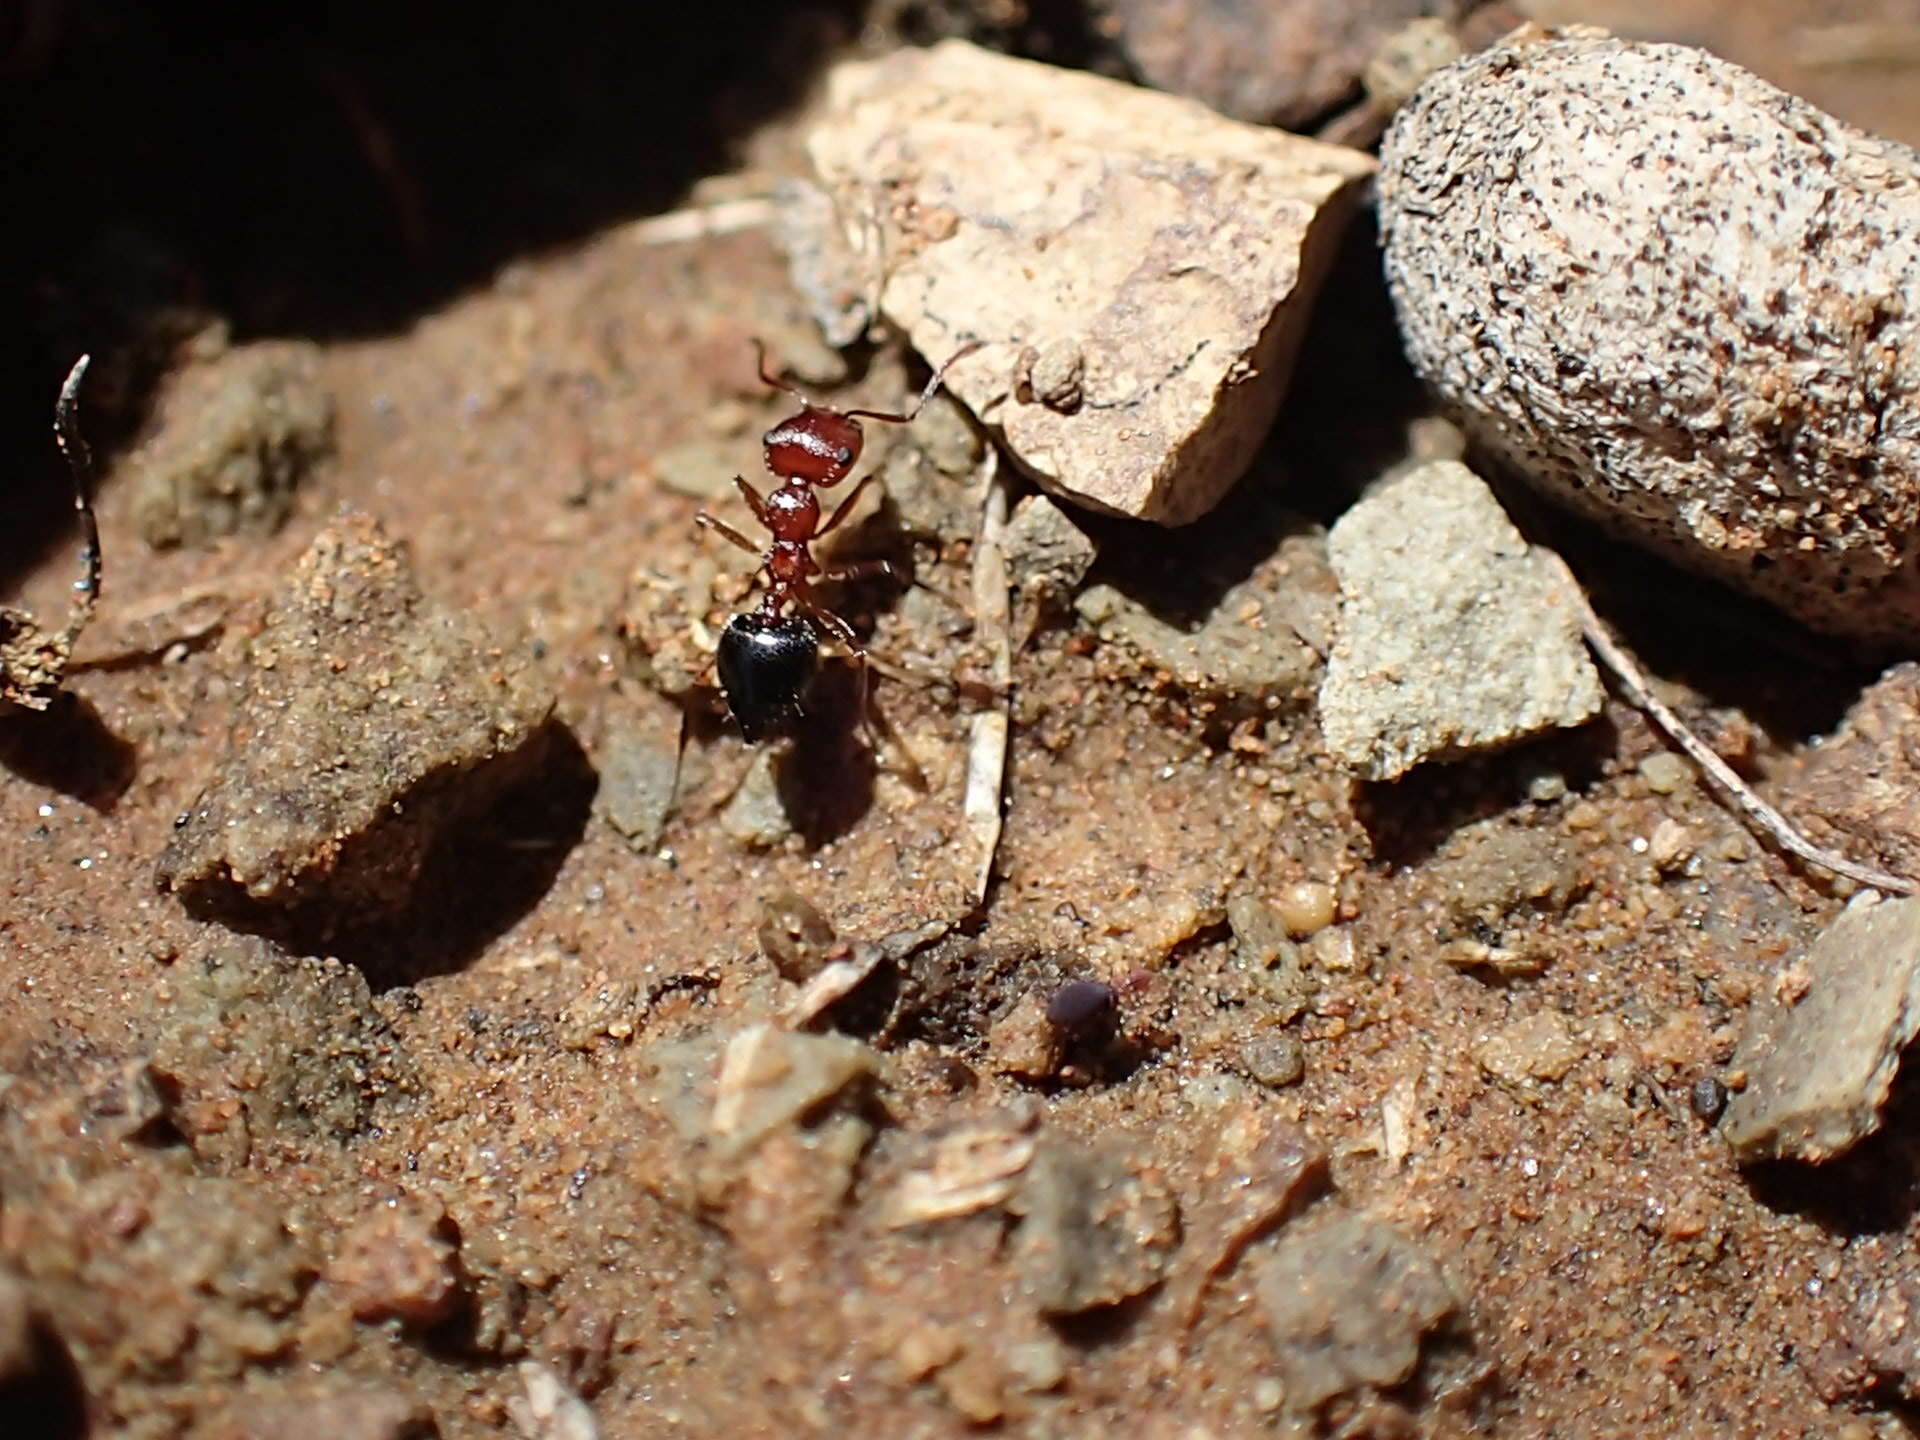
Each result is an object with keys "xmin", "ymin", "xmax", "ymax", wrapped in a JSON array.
[
  {"xmin": 672, "ymin": 701, "xmax": 692, "ymax": 819},
  {"xmin": 807, "ymin": 603, "xmax": 932, "ymax": 788},
  {"xmin": 840, "ymin": 339, "xmax": 987, "ymax": 425},
  {"xmin": 671, "ymin": 641, "xmax": 724, "ymax": 808},
  {"xmin": 815, "ymin": 473, "xmax": 879, "ymax": 539},
  {"xmin": 858, "ymin": 659, "xmax": 929, "ymax": 792},
  {"xmin": 820, "ymin": 559, "xmax": 897, "ymax": 587},
  {"xmin": 866, "ymin": 649, "xmax": 1006, "ymax": 706},
  {"xmin": 807, "ymin": 602, "xmax": 863, "ymax": 660},
  {"xmin": 689, "ymin": 644, "xmax": 719, "ymax": 687},
  {"xmin": 695, "ymin": 511, "xmax": 763, "ymax": 558},
  {"xmin": 804, "ymin": 603, "xmax": 874, "ymax": 743},
  {"xmin": 731, "ymin": 475, "xmax": 774, "ymax": 529},
  {"xmin": 906, "ymin": 573, "xmax": 968, "ymax": 613}
]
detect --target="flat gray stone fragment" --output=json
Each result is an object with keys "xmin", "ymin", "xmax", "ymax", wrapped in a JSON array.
[
  {"xmin": 1003, "ymin": 495, "xmax": 1097, "ymax": 596},
  {"xmin": 595, "ymin": 724, "xmax": 681, "ymax": 854},
  {"xmin": 1257, "ymin": 1214, "xmax": 1471, "ymax": 1413},
  {"xmin": 1319, "ymin": 460, "xmax": 1602, "ymax": 780},
  {"xmin": 707, "ymin": 1024, "xmax": 874, "ymax": 1162},
  {"xmin": 1012, "ymin": 1139, "xmax": 1180, "ymax": 1315},
  {"xmin": 720, "ymin": 751, "xmax": 795, "ymax": 850},
  {"xmin": 1723, "ymin": 892, "xmax": 1920, "ymax": 1163}
]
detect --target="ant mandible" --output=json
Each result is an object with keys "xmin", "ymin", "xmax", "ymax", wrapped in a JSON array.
[{"xmin": 695, "ymin": 339, "xmax": 980, "ymax": 742}]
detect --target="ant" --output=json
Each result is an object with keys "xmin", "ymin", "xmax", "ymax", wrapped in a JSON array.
[
  {"xmin": 2, "ymin": 355, "xmax": 101, "ymax": 711},
  {"xmin": 695, "ymin": 340, "xmax": 980, "ymax": 742}
]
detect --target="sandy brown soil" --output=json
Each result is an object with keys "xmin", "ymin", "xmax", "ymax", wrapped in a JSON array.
[{"xmin": 9, "ymin": 5, "xmax": 1920, "ymax": 1439}]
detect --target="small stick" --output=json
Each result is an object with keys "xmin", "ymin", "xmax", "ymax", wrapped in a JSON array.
[
  {"xmin": 52, "ymin": 354, "xmax": 101, "ymax": 646},
  {"xmin": 964, "ymin": 450, "xmax": 1013, "ymax": 904},
  {"xmin": 620, "ymin": 198, "xmax": 778, "ymax": 248},
  {"xmin": 1543, "ymin": 551, "xmax": 1918, "ymax": 897}
]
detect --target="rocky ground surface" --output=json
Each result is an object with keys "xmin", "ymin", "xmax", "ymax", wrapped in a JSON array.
[{"xmin": 9, "ymin": 4, "xmax": 1920, "ymax": 1439}]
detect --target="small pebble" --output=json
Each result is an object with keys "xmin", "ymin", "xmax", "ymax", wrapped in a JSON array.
[
  {"xmin": 1647, "ymin": 818, "xmax": 1697, "ymax": 872},
  {"xmin": 1276, "ymin": 881, "xmax": 1338, "ymax": 938},
  {"xmin": 1475, "ymin": 1011, "xmax": 1581, "ymax": 1085},
  {"xmin": 1525, "ymin": 769, "xmax": 1568, "ymax": 804},
  {"xmin": 1690, "ymin": 1076, "xmax": 1728, "ymax": 1123},
  {"xmin": 1004, "ymin": 1336, "xmax": 1069, "ymax": 1392},
  {"xmin": 1257, "ymin": 1216, "xmax": 1469, "ymax": 1411},
  {"xmin": 131, "ymin": 339, "xmax": 335, "ymax": 548},
  {"xmin": 989, "ymin": 992, "xmax": 1061, "ymax": 1079},
  {"xmin": 1722, "ymin": 892, "xmax": 1920, "ymax": 1162},
  {"xmin": 1014, "ymin": 1139, "xmax": 1181, "ymax": 1314},
  {"xmin": 1239, "ymin": 1030, "xmax": 1306, "ymax": 1088},
  {"xmin": 1639, "ymin": 752, "xmax": 1692, "ymax": 795},
  {"xmin": 1046, "ymin": 979, "xmax": 1118, "ymax": 1030},
  {"xmin": 326, "ymin": 1198, "xmax": 463, "ymax": 1328},
  {"xmin": 1303, "ymin": 927, "xmax": 1360, "ymax": 974},
  {"xmin": 757, "ymin": 890, "xmax": 837, "ymax": 983}
]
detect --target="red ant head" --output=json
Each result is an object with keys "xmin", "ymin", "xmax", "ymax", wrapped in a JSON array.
[{"xmin": 763, "ymin": 407, "xmax": 864, "ymax": 488}]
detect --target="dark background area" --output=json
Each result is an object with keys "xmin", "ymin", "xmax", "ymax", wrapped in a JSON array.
[{"xmin": 0, "ymin": 0, "xmax": 896, "ymax": 590}]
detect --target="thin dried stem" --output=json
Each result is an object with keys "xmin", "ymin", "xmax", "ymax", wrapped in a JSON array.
[
  {"xmin": 52, "ymin": 354, "xmax": 101, "ymax": 646},
  {"xmin": 1543, "ymin": 551, "xmax": 1918, "ymax": 896},
  {"xmin": 619, "ymin": 198, "xmax": 778, "ymax": 248},
  {"xmin": 964, "ymin": 450, "xmax": 1013, "ymax": 904}
]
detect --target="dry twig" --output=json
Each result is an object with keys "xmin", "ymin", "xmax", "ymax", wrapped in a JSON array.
[
  {"xmin": 3, "ymin": 355, "xmax": 102, "ymax": 710},
  {"xmin": 619, "ymin": 198, "xmax": 778, "ymax": 248},
  {"xmin": 1544, "ymin": 551, "xmax": 1918, "ymax": 896},
  {"xmin": 963, "ymin": 450, "xmax": 1012, "ymax": 903}
]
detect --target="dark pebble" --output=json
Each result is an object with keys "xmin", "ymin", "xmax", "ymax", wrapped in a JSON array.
[
  {"xmin": 1690, "ymin": 1075, "xmax": 1728, "ymax": 1123},
  {"xmin": 1046, "ymin": 979, "xmax": 1117, "ymax": 1030}
]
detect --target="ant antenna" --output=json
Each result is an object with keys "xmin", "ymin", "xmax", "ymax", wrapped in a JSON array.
[
  {"xmin": 52, "ymin": 354, "xmax": 101, "ymax": 641},
  {"xmin": 752, "ymin": 335, "xmax": 985, "ymax": 425},
  {"xmin": 751, "ymin": 338, "xmax": 818, "ymax": 408},
  {"xmin": 839, "ymin": 339, "xmax": 985, "ymax": 425}
]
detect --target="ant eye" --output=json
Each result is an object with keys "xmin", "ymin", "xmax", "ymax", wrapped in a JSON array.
[{"xmin": 835, "ymin": 448, "xmax": 853, "ymax": 466}]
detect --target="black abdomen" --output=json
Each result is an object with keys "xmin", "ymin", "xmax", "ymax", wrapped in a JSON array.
[{"xmin": 716, "ymin": 612, "xmax": 820, "ymax": 742}]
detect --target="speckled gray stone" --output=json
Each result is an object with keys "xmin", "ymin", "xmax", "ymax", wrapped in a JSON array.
[
  {"xmin": 1379, "ymin": 28, "xmax": 1920, "ymax": 645},
  {"xmin": 1012, "ymin": 1139, "xmax": 1181, "ymax": 1315}
]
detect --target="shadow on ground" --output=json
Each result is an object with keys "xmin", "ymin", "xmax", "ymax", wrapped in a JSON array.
[
  {"xmin": 1, "ymin": 0, "xmax": 868, "ymax": 591},
  {"xmin": 167, "ymin": 721, "xmax": 599, "ymax": 987}
]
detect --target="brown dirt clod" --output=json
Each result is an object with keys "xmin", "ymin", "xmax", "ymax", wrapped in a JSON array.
[{"xmin": 156, "ymin": 511, "xmax": 557, "ymax": 928}]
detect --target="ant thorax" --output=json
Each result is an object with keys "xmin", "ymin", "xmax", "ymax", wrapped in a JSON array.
[{"xmin": 765, "ymin": 484, "xmax": 819, "ymax": 542}]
